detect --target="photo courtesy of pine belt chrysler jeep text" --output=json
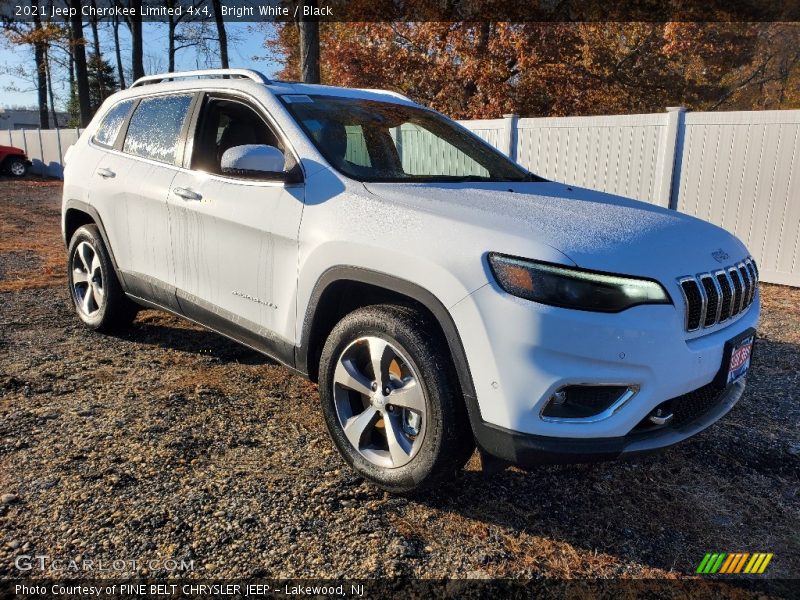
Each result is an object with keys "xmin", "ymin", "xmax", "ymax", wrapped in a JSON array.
[{"xmin": 61, "ymin": 69, "xmax": 760, "ymax": 492}]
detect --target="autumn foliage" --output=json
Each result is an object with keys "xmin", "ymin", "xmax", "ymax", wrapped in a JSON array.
[{"xmin": 267, "ymin": 22, "xmax": 799, "ymax": 119}]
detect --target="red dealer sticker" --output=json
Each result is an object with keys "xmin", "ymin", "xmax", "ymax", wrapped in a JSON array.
[{"xmin": 727, "ymin": 335, "xmax": 754, "ymax": 384}]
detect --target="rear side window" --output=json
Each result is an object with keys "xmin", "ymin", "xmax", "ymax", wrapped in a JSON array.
[
  {"xmin": 93, "ymin": 99, "xmax": 134, "ymax": 147},
  {"xmin": 123, "ymin": 94, "xmax": 193, "ymax": 164}
]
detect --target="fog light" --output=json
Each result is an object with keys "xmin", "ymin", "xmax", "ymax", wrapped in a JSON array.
[{"xmin": 541, "ymin": 385, "xmax": 638, "ymax": 421}]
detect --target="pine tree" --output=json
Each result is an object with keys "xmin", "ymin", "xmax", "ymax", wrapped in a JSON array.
[
  {"xmin": 66, "ymin": 82, "xmax": 81, "ymax": 128},
  {"xmin": 88, "ymin": 54, "xmax": 118, "ymax": 115}
]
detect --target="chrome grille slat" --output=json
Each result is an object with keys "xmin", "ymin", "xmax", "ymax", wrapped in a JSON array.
[
  {"xmin": 728, "ymin": 266, "xmax": 744, "ymax": 317},
  {"xmin": 715, "ymin": 270, "xmax": 733, "ymax": 322},
  {"xmin": 738, "ymin": 263, "xmax": 752, "ymax": 308},
  {"xmin": 701, "ymin": 275, "xmax": 722, "ymax": 326},
  {"xmin": 729, "ymin": 265, "xmax": 744, "ymax": 314},
  {"xmin": 677, "ymin": 256, "xmax": 758, "ymax": 332}
]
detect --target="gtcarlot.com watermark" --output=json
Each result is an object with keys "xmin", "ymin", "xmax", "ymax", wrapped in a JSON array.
[{"xmin": 15, "ymin": 554, "xmax": 194, "ymax": 573}]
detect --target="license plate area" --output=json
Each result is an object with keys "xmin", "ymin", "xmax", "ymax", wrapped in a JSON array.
[{"xmin": 713, "ymin": 327, "xmax": 756, "ymax": 389}]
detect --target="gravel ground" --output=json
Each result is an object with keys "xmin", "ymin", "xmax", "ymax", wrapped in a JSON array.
[{"xmin": 0, "ymin": 180, "xmax": 798, "ymax": 580}]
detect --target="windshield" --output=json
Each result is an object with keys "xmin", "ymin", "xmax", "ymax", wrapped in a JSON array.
[{"xmin": 280, "ymin": 94, "xmax": 537, "ymax": 183}]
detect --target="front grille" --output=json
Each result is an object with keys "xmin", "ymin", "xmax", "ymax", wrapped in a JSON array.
[
  {"xmin": 669, "ymin": 383, "xmax": 723, "ymax": 426},
  {"xmin": 678, "ymin": 257, "xmax": 758, "ymax": 332},
  {"xmin": 632, "ymin": 382, "xmax": 723, "ymax": 430}
]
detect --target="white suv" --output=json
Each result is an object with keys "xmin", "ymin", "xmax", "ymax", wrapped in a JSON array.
[{"xmin": 62, "ymin": 69, "xmax": 760, "ymax": 492}]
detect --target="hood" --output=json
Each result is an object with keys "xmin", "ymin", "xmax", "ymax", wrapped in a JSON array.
[{"xmin": 363, "ymin": 181, "xmax": 750, "ymax": 281}]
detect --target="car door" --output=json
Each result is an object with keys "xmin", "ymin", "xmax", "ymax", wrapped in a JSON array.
[
  {"xmin": 93, "ymin": 93, "xmax": 196, "ymax": 311},
  {"xmin": 167, "ymin": 92, "xmax": 304, "ymax": 364}
]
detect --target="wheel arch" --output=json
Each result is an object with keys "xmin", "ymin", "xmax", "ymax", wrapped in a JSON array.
[
  {"xmin": 1, "ymin": 153, "xmax": 26, "ymax": 170},
  {"xmin": 63, "ymin": 200, "xmax": 119, "ymax": 270},
  {"xmin": 298, "ymin": 267, "xmax": 478, "ymax": 406}
]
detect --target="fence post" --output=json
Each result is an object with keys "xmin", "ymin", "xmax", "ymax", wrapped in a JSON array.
[
  {"xmin": 502, "ymin": 113, "xmax": 519, "ymax": 162},
  {"xmin": 37, "ymin": 127, "xmax": 46, "ymax": 177},
  {"xmin": 655, "ymin": 106, "xmax": 685, "ymax": 209},
  {"xmin": 55, "ymin": 127, "xmax": 63, "ymax": 173}
]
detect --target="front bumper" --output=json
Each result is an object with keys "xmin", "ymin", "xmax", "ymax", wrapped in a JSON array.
[
  {"xmin": 450, "ymin": 280, "xmax": 759, "ymax": 439},
  {"xmin": 472, "ymin": 378, "xmax": 746, "ymax": 467}
]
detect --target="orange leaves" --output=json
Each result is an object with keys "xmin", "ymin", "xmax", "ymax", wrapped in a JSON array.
[{"xmin": 266, "ymin": 22, "xmax": 799, "ymax": 118}]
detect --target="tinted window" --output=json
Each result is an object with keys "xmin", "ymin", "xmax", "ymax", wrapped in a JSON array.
[
  {"xmin": 281, "ymin": 95, "xmax": 535, "ymax": 183},
  {"xmin": 191, "ymin": 97, "xmax": 295, "ymax": 177},
  {"xmin": 123, "ymin": 94, "xmax": 193, "ymax": 164},
  {"xmin": 93, "ymin": 99, "xmax": 134, "ymax": 147}
]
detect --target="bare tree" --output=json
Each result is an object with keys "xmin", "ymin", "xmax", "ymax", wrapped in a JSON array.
[
  {"xmin": 32, "ymin": 0, "xmax": 50, "ymax": 127},
  {"xmin": 44, "ymin": 43, "xmax": 58, "ymax": 127},
  {"xmin": 210, "ymin": 0, "xmax": 229, "ymax": 68},
  {"xmin": 111, "ymin": 11, "xmax": 126, "ymax": 89},
  {"xmin": 125, "ymin": 0, "xmax": 144, "ymax": 81},
  {"xmin": 1, "ymin": 0, "xmax": 52, "ymax": 126},
  {"xmin": 88, "ymin": 0, "xmax": 101, "ymax": 58},
  {"xmin": 166, "ymin": 0, "xmax": 210, "ymax": 72},
  {"xmin": 69, "ymin": 0, "xmax": 91, "ymax": 125}
]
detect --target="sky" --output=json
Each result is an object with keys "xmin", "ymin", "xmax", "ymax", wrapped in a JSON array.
[{"xmin": 0, "ymin": 22, "xmax": 282, "ymax": 111}]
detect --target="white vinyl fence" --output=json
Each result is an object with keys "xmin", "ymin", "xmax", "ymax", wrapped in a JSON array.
[
  {"xmin": 3, "ymin": 127, "xmax": 83, "ymax": 179},
  {"xmin": 459, "ymin": 109, "xmax": 800, "ymax": 287},
  {"xmin": 4, "ymin": 108, "xmax": 799, "ymax": 286}
]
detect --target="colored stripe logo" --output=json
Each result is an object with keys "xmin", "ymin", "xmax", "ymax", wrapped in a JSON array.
[{"xmin": 696, "ymin": 552, "xmax": 773, "ymax": 574}]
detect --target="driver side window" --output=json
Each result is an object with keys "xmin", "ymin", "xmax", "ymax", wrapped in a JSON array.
[{"xmin": 191, "ymin": 96, "xmax": 295, "ymax": 177}]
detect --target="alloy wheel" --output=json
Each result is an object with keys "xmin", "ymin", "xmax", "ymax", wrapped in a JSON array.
[
  {"xmin": 332, "ymin": 336, "xmax": 428, "ymax": 468},
  {"xmin": 71, "ymin": 241, "xmax": 105, "ymax": 317},
  {"xmin": 10, "ymin": 161, "xmax": 25, "ymax": 176}
]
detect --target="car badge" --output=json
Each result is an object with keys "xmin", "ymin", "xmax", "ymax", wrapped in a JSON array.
[{"xmin": 712, "ymin": 249, "xmax": 729, "ymax": 263}]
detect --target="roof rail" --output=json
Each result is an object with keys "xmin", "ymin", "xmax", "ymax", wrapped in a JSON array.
[
  {"xmin": 130, "ymin": 69, "xmax": 270, "ymax": 88},
  {"xmin": 357, "ymin": 88, "xmax": 413, "ymax": 102}
]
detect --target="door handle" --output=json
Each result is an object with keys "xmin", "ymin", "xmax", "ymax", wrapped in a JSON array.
[
  {"xmin": 173, "ymin": 187, "xmax": 202, "ymax": 201},
  {"xmin": 97, "ymin": 168, "xmax": 115, "ymax": 179}
]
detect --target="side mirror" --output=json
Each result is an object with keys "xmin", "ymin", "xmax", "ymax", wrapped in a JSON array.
[{"xmin": 220, "ymin": 144, "xmax": 286, "ymax": 178}]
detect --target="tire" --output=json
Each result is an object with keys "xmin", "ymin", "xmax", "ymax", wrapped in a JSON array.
[
  {"xmin": 319, "ymin": 304, "xmax": 475, "ymax": 493},
  {"xmin": 67, "ymin": 224, "xmax": 137, "ymax": 332},
  {"xmin": 6, "ymin": 157, "xmax": 27, "ymax": 178}
]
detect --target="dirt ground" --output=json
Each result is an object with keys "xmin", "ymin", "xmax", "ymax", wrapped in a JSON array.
[{"xmin": 0, "ymin": 179, "xmax": 798, "ymax": 580}]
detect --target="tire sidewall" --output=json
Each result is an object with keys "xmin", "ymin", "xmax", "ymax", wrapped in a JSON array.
[
  {"xmin": 319, "ymin": 307, "xmax": 453, "ymax": 492},
  {"xmin": 67, "ymin": 225, "xmax": 114, "ymax": 329}
]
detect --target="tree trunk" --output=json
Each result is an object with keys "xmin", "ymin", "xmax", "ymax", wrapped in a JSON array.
[
  {"xmin": 299, "ymin": 0, "xmax": 320, "ymax": 84},
  {"xmin": 128, "ymin": 0, "xmax": 144, "ymax": 81},
  {"xmin": 112, "ymin": 14, "xmax": 126, "ymax": 89},
  {"xmin": 88, "ymin": 0, "xmax": 104, "ymax": 113},
  {"xmin": 44, "ymin": 44, "xmax": 59, "ymax": 128},
  {"xmin": 70, "ymin": 0, "xmax": 92, "ymax": 126},
  {"xmin": 89, "ymin": 0, "xmax": 101, "ymax": 57},
  {"xmin": 211, "ymin": 0, "xmax": 229, "ymax": 68},
  {"xmin": 168, "ymin": 16, "xmax": 176, "ymax": 72},
  {"xmin": 32, "ymin": 0, "xmax": 49, "ymax": 128}
]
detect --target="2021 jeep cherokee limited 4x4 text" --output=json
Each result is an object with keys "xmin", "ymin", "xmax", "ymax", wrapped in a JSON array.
[{"xmin": 62, "ymin": 69, "xmax": 760, "ymax": 492}]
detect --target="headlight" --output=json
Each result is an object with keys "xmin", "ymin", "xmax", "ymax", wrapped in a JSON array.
[{"xmin": 488, "ymin": 253, "xmax": 671, "ymax": 312}]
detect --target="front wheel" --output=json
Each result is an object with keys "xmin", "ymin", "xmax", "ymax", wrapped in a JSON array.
[
  {"xmin": 318, "ymin": 305, "xmax": 474, "ymax": 493},
  {"xmin": 67, "ymin": 224, "xmax": 137, "ymax": 331},
  {"xmin": 6, "ymin": 157, "xmax": 27, "ymax": 177}
]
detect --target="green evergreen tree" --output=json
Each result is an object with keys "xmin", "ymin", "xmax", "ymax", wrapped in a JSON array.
[
  {"xmin": 66, "ymin": 82, "xmax": 81, "ymax": 128},
  {"xmin": 87, "ymin": 54, "xmax": 118, "ymax": 115}
]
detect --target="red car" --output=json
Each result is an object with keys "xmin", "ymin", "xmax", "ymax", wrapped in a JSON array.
[{"xmin": 0, "ymin": 145, "xmax": 32, "ymax": 177}]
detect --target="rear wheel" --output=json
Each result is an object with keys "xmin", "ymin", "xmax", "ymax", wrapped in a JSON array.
[
  {"xmin": 319, "ymin": 305, "xmax": 474, "ymax": 493},
  {"xmin": 6, "ymin": 157, "xmax": 27, "ymax": 177},
  {"xmin": 67, "ymin": 225, "xmax": 137, "ymax": 331}
]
